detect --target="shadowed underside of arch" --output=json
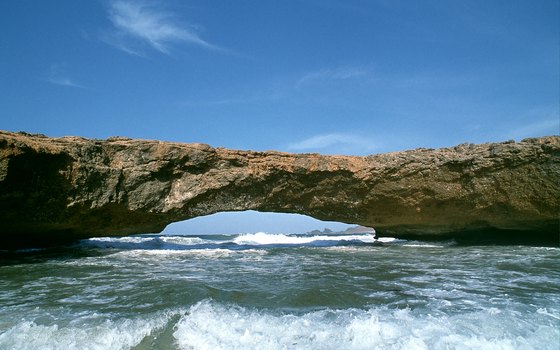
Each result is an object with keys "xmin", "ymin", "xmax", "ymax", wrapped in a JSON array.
[{"xmin": 0, "ymin": 130, "xmax": 559, "ymax": 249}]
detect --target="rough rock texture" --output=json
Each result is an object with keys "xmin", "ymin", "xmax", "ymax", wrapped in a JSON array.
[{"xmin": 0, "ymin": 130, "xmax": 558, "ymax": 248}]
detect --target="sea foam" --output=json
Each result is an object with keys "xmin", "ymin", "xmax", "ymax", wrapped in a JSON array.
[
  {"xmin": 233, "ymin": 232, "xmax": 374, "ymax": 246},
  {"xmin": 0, "ymin": 311, "xmax": 176, "ymax": 350},
  {"xmin": 81, "ymin": 232, "xmax": 377, "ymax": 252},
  {"xmin": 173, "ymin": 300, "xmax": 559, "ymax": 350}
]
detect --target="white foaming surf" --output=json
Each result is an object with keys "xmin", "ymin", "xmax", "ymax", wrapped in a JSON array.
[
  {"xmin": 0, "ymin": 311, "xmax": 178, "ymax": 350},
  {"xmin": 1, "ymin": 300, "xmax": 557, "ymax": 350},
  {"xmin": 110, "ymin": 248, "xmax": 268, "ymax": 261},
  {"xmin": 82, "ymin": 232, "xmax": 377, "ymax": 251},
  {"xmin": 232, "ymin": 232, "xmax": 375, "ymax": 245},
  {"xmin": 84, "ymin": 236, "xmax": 208, "ymax": 249},
  {"xmin": 173, "ymin": 300, "xmax": 559, "ymax": 350}
]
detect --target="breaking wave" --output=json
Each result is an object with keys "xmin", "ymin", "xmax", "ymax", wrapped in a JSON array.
[
  {"xmin": 3, "ymin": 300, "xmax": 556, "ymax": 350},
  {"xmin": 80, "ymin": 232, "xmax": 379, "ymax": 252},
  {"xmin": 174, "ymin": 300, "xmax": 559, "ymax": 350},
  {"xmin": 232, "ymin": 232, "xmax": 374, "ymax": 245},
  {"xmin": 0, "ymin": 311, "xmax": 177, "ymax": 350}
]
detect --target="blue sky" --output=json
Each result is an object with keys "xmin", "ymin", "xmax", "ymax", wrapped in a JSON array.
[{"xmin": 1, "ymin": 0, "xmax": 558, "ymax": 234}]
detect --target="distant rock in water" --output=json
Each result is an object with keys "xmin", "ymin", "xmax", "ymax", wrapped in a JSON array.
[
  {"xmin": 305, "ymin": 228, "xmax": 335, "ymax": 236},
  {"xmin": 341, "ymin": 226, "xmax": 376, "ymax": 235},
  {"xmin": 0, "ymin": 130, "xmax": 558, "ymax": 248},
  {"xmin": 305, "ymin": 226, "xmax": 375, "ymax": 236}
]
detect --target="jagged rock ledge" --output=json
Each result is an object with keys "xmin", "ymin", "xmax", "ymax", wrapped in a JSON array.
[{"xmin": 0, "ymin": 130, "xmax": 558, "ymax": 249}]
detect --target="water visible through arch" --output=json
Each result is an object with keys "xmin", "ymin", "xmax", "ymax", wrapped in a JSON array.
[{"xmin": 162, "ymin": 210, "xmax": 355, "ymax": 235}]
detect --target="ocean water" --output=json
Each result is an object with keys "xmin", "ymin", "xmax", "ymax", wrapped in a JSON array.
[{"xmin": 0, "ymin": 232, "xmax": 558, "ymax": 350}]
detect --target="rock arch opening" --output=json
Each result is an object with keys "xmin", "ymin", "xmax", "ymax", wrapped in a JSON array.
[{"xmin": 162, "ymin": 210, "xmax": 357, "ymax": 235}]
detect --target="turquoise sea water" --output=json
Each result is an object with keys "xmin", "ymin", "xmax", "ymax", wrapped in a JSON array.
[{"xmin": 0, "ymin": 232, "xmax": 559, "ymax": 349}]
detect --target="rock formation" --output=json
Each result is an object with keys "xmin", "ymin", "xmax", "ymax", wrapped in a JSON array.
[{"xmin": 0, "ymin": 130, "xmax": 558, "ymax": 248}]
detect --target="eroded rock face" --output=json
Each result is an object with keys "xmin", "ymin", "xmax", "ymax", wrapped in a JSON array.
[{"xmin": 0, "ymin": 130, "xmax": 558, "ymax": 248}]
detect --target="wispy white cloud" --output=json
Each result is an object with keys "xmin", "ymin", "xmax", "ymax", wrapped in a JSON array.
[
  {"xmin": 45, "ymin": 64, "xmax": 85, "ymax": 88},
  {"xmin": 296, "ymin": 67, "xmax": 368, "ymax": 88},
  {"xmin": 104, "ymin": 0, "xmax": 222, "ymax": 55},
  {"xmin": 508, "ymin": 119, "xmax": 559, "ymax": 140},
  {"xmin": 287, "ymin": 133, "xmax": 377, "ymax": 155}
]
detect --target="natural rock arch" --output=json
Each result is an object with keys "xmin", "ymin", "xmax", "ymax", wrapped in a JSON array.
[{"xmin": 0, "ymin": 130, "xmax": 558, "ymax": 248}]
